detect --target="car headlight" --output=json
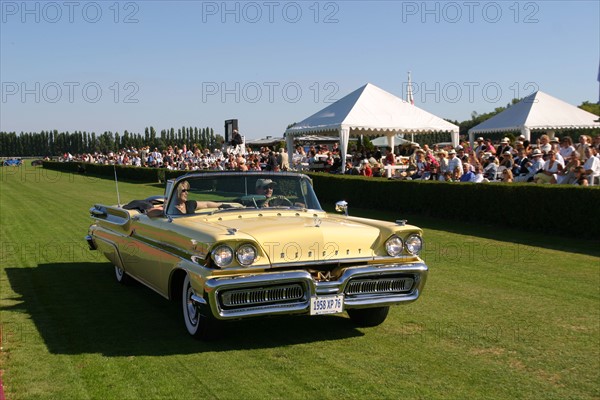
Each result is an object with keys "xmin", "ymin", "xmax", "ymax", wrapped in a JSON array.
[
  {"xmin": 236, "ymin": 244, "xmax": 257, "ymax": 266},
  {"xmin": 385, "ymin": 235, "xmax": 404, "ymax": 257},
  {"xmin": 405, "ymin": 234, "xmax": 423, "ymax": 255},
  {"xmin": 212, "ymin": 245, "xmax": 233, "ymax": 267}
]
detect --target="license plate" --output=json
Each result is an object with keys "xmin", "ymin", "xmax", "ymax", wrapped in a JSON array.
[{"xmin": 310, "ymin": 295, "xmax": 344, "ymax": 315}]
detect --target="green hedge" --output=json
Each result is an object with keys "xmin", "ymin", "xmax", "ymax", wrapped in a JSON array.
[
  {"xmin": 307, "ymin": 173, "xmax": 600, "ymax": 238},
  {"xmin": 41, "ymin": 162, "xmax": 600, "ymax": 238},
  {"xmin": 42, "ymin": 161, "xmax": 177, "ymax": 183}
]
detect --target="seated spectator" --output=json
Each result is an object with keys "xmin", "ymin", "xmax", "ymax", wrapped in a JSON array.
[
  {"xmin": 515, "ymin": 149, "xmax": 545, "ymax": 182},
  {"xmin": 575, "ymin": 135, "xmax": 590, "ymax": 161},
  {"xmin": 474, "ymin": 137, "xmax": 486, "ymax": 154},
  {"xmin": 383, "ymin": 147, "xmax": 395, "ymax": 166},
  {"xmin": 411, "ymin": 150, "xmax": 429, "ymax": 180},
  {"xmin": 573, "ymin": 166, "xmax": 589, "ymax": 186},
  {"xmin": 583, "ymin": 146, "xmax": 600, "ymax": 184},
  {"xmin": 344, "ymin": 161, "xmax": 359, "ymax": 175},
  {"xmin": 496, "ymin": 137, "xmax": 513, "ymax": 156},
  {"xmin": 534, "ymin": 150, "xmax": 561, "ymax": 184},
  {"xmin": 452, "ymin": 166, "xmax": 462, "ymax": 181},
  {"xmin": 537, "ymin": 134, "xmax": 552, "ymax": 153},
  {"xmin": 446, "ymin": 149, "xmax": 463, "ymax": 177},
  {"xmin": 484, "ymin": 139, "xmax": 496, "ymax": 155},
  {"xmin": 593, "ymin": 134, "xmax": 600, "ymax": 152},
  {"xmin": 436, "ymin": 150, "xmax": 448, "ymax": 180},
  {"xmin": 513, "ymin": 148, "xmax": 529, "ymax": 176},
  {"xmin": 517, "ymin": 135, "xmax": 531, "ymax": 152},
  {"xmin": 500, "ymin": 151, "xmax": 514, "ymax": 170},
  {"xmin": 556, "ymin": 152, "xmax": 580, "ymax": 184},
  {"xmin": 501, "ymin": 168, "xmax": 513, "ymax": 183},
  {"xmin": 559, "ymin": 136, "xmax": 575, "ymax": 160},
  {"xmin": 549, "ymin": 137, "xmax": 566, "ymax": 166},
  {"xmin": 456, "ymin": 146, "xmax": 468, "ymax": 163},
  {"xmin": 372, "ymin": 162, "xmax": 383, "ymax": 177},
  {"xmin": 459, "ymin": 163, "xmax": 475, "ymax": 182},
  {"xmin": 359, "ymin": 159, "xmax": 372, "ymax": 177},
  {"xmin": 472, "ymin": 165, "xmax": 485, "ymax": 183},
  {"xmin": 483, "ymin": 155, "xmax": 498, "ymax": 180}
]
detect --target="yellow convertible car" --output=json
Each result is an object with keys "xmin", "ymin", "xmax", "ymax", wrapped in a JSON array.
[{"xmin": 87, "ymin": 172, "xmax": 428, "ymax": 339}]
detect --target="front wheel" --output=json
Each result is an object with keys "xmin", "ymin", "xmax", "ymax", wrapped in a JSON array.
[
  {"xmin": 347, "ymin": 306, "xmax": 390, "ymax": 327},
  {"xmin": 114, "ymin": 265, "xmax": 132, "ymax": 285},
  {"xmin": 182, "ymin": 275, "xmax": 221, "ymax": 340}
]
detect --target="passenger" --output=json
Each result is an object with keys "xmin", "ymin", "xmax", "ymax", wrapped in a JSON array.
[{"xmin": 146, "ymin": 181, "xmax": 222, "ymax": 217}]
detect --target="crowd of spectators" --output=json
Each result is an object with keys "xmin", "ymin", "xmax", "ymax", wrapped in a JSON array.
[
  {"xmin": 62, "ymin": 144, "xmax": 291, "ymax": 172},
  {"xmin": 342, "ymin": 133, "xmax": 600, "ymax": 186},
  {"xmin": 58, "ymin": 133, "xmax": 600, "ymax": 185}
]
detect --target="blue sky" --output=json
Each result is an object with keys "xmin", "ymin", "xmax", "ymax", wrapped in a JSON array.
[{"xmin": 1, "ymin": 0, "xmax": 598, "ymax": 140}]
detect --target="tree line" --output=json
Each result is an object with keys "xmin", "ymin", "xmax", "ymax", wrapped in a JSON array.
[
  {"xmin": 2, "ymin": 101, "xmax": 597, "ymax": 158},
  {"xmin": 0, "ymin": 126, "xmax": 223, "ymax": 157}
]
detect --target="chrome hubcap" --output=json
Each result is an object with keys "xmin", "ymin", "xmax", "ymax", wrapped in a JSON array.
[{"xmin": 186, "ymin": 285, "xmax": 198, "ymax": 325}]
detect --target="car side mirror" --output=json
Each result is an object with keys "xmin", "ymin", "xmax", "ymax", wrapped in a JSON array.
[{"xmin": 335, "ymin": 200, "xmax": 348, "ymax": 216}]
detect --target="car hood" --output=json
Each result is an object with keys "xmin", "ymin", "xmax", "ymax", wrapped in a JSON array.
[{"xmin": 177, "ymin": 211, "xmax": 383, "ymax": 264}]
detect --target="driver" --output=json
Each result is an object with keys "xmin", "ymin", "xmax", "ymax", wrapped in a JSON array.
[{"xmin": 255, "ymin": 178, "xmax": 275, "ymax": 199}]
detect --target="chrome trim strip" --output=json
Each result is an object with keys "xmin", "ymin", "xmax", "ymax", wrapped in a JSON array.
[
  {"xmin": 132, "ymin": 232, "xmax": 199, "ymax": 261},
  {"xmin": 90, "ymin": 205, "xmax": 131, "ymax": 226},
  {"xmin": 191, "ymin": 294, "xmax": 207, "ymax": 306},
  {"xmin": 273, "ymin": 257, "xmax": 374, "ymax": 269},
  {"xmin": 202, "ymin": 263, "xmax": 428, "ymax": 320},
  {"xmin": 85, "ymin": 235, "xmax": 97, "ymax": 251}
]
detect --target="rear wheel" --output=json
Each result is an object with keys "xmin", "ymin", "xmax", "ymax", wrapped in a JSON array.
[
  {"xmin": 347, "ymin": 306, "xmax": 390, "ymax": 327},
  {"xmin": 114, "ymin": 265, "xmax": 132, "ymax": 285},
  {"xmin": 182, "ymin": 275, "xmax": 221, "ymax": 340}
]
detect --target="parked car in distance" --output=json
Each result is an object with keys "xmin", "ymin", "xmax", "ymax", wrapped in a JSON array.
[
  {"xmin": 2, "ymin": 158, "xmax": 22, "ymax": 166},
  {"xmin": 87, "ymin": 172, "xmax": 429, "ymax": 339}
]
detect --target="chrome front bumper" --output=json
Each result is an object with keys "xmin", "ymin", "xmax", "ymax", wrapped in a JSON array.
[{"xmin": 193, "ymin": 263, "xmax": 428, "ymax": 320}]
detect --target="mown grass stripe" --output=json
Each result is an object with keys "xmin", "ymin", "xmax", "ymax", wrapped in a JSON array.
[{"xmin": 0, "ymin": 168, "xmax": 598, "ymax": 400}]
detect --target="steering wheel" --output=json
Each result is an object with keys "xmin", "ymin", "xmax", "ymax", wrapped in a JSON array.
[{"xmin": 264, "ymin": 195, "xmax": 293, "ymax": 207}]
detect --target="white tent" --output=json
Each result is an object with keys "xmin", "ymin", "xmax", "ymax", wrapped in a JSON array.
[
  {"xmin": 468, "ymin": 90, "xmax": 600, "ymax": 145},
  {"xmin": 246, "ymin": 136, "xmax": 283, "ymax": 147},
  {"xmin": 284, "ymin": 83, "xmax": 459, "ymax": 169},
  {"xmin": 370, "ymin": 134, "xmax": 415, "ymax": 148}
]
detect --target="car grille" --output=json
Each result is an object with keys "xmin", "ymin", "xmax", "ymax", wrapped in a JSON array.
[
  {"xmin": 345, "ymin": 276, "xmax": 415, "ymax": 296},
  {"xmin": 219, "ymin": 283, "xmax": 306, "ymax": 309}
]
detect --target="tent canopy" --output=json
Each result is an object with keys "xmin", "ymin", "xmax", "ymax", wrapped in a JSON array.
[
  {"xmin": 246, "ymin": 136, "xmax": 283, "ymax": 147},
  {"xmin": 468, "ymin": 90, "xmax": 600, "ymax": 144},
  {"xmin": 284, "ymin": 83, "xmax": 459, "ymax": 169},
  {"xmin": 285, "ymin": 83, "xmax": 458, "ymax": 137}
]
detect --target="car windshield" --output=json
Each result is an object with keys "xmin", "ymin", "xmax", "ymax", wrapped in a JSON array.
[{"xmin": 166, "ymin": 173, "xmax": 322, "ymax": 216}]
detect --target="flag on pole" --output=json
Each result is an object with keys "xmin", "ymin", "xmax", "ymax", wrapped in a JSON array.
[{"xmin": 407, "ymin": 71, "xmax": 414, "ymax": 105}]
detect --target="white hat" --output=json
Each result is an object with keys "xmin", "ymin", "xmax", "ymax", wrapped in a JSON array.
[
  {"xmin": 532, "ymin": 149, "xmax": 543, "ymax": 157},
  {"xmin": 448, "ymin": 149, "xmax": 457, "ymax": 155},
  {"xmin": 256, "ymin": 178, "xmax": 276, "ymax": 188}
]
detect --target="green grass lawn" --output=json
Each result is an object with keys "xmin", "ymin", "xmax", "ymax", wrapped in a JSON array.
[{"xmin": 1, "ymin": 166, "xmax": 599, "ymax": 400}]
